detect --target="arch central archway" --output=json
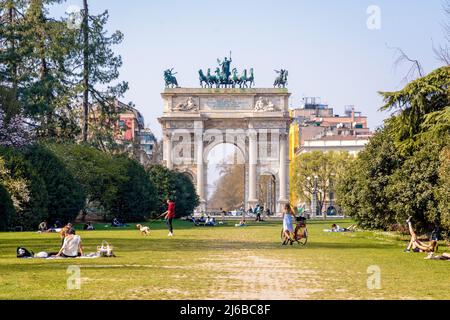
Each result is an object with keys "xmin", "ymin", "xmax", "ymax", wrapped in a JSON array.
[
  {"xmin": 206, "ymin": 143, "xmax": 246, "ymax": 212},
  {"xmin": 159, "ymin": 88, "xmax": 291, "ymax": 215}
]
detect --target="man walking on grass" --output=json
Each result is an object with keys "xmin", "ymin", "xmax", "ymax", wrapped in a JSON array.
[{"xmin": 159, "ymin": 199, "xmax": 176, "ymax": 237}]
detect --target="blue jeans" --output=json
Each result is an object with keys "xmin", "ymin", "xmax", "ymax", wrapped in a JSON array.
[{"xmin": 166, "ymin": 218, "xmax": 173, "ymax": 233}]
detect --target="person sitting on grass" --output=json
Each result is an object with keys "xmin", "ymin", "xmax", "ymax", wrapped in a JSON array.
[
  {"xmin": 83, "ymin": 222, "xmax": 95, "ymax": 230},
  {"xmin": 404, "ymin": 216, "xmax": 438, "ymax": 253},
  {"xmin": 205, "ymin": 217, "xmax": 216, "ymax": 226},
  {"xmin": 59, "ymin": 223, "xmax": 72, "ymax": 246},
  {"xmin": 38, "ymin": 220, "xmax": 48, "ymax": 233},
  {"xmin": 235, "ymin": 219, "xmax": 247, "ymax": 227},
  {"xmin": 56, "ymin": 228, "xmax": 83, "ymax": 258}
]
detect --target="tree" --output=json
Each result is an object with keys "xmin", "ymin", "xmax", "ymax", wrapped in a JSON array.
[
  {"xmin": 0, "ymin": 154, "xmax": 29, "ymax": 213},
  {"xmin": 209, "ymin": 163, "xmax": 245, "ymax": 211},
  {"xmin": 438, "ymin": 147, "xmax": 450, "ymax": 237},
  {"xmin": 0, "ymin": 0, "xmax": 28, "ymax": 91},
  {"xmin": 79, "ymin": 0, "xmax": 128, "ymax": 146},
  {"xmin": 110, "ymin": 156, "xmax": 155, "ymax": 222},
  {"xmin": 147, "ymin": 165, "xmax": 199, "ymax": 217},
  {"xmin": 20, "ymin": 0, "xmax": 82, "ymax": 140},
  {"xmin": 0, "ymin": 108, "xmax": 31, "ymax": 147},
  {"xmin": 385, "ymin": 141, "xmax": 442, "ymax": 231},
  {"xmin": 23, "ymin": 144, "xmax": 85, "ymax": 223},
  {"xmin": 335, "ymin": 129, "xmax": 403, "ymax": 229},
  {"xmin": 173, "ymin": 171, "xmax": 199, "ymax": 217},
  {"xmin": 291, "ymin": 151, "xmax": 353, "ymax": 218},
  {"xmin": 0, "ymin": 183, "xmax": 14, "ymax": 231},
  {"xmin": 379, "ymin": 66, "xmax": 450, "ymax": 155},
  {"xmin": 47, "ymin": 143, "xmax": 125, "ymax": 219},
  {"xmin": 0, "ymin": 146, "xmax": 48, "ymax": 229}
]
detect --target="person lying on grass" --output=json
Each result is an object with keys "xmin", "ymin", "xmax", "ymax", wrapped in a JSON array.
[
  {"xmin": 55, "ymin": 228, "xmax": 83, "ymax": 258},
  {"xmin": 425, "ymin": 253, "xmax": 450, "ymax": 260},
  {"xmin": 404, "ymin": 217, "xmax": 438, "ymax": 254}
]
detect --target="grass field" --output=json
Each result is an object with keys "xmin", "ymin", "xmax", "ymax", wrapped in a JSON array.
[{"xmin": 0, "ymin": 219, "xmax": 449, "ymax": 300}]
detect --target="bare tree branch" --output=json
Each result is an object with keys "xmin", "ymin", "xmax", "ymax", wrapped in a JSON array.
[{"xmin": 386, "ymin": 43, "xmax": 425, "ymax": 83}]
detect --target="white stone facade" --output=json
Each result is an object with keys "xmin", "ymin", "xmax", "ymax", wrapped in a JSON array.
[{"xmin": 158, "ymin": 88, "xmax": 291, "ymax": 214}]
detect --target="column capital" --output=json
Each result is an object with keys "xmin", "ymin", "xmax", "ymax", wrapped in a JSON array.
[{"xmin": 248, "ymin": 130, "xmax": 258, "ymax": 141}]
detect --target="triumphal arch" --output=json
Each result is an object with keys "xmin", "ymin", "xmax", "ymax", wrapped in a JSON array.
[{"xmin": 158, "ymin": 57, "xmax": 291, "ymax": 214}]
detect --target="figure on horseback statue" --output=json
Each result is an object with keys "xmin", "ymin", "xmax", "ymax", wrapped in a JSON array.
[{"xmin": 198, "ymin": 53, "xmax": 254, "ymax": 89}]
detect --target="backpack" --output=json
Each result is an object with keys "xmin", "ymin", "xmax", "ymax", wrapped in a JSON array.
[{"xmin": 17, "ymin": 247, "xmax": 34, "ymax": 258}]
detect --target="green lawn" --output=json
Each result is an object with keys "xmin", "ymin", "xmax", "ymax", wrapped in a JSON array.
[{"xmin": 0, "ymin": 219, "xmax": 449, "ymax": 300}]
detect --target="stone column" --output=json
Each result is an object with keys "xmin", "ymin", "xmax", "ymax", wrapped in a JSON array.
[
  {"xmin": 278, "ymin": 132, "xmax": 289, "ymax": 211},
  {"xmin": 248, "ymin": 131, "xmax": 258, "ymax": 208},
  {"xmin": 195, "ymin": 121, "xmax": 206, "ymax": 212},
  {"xmin": 165, "ymin": 132, "xmax": 173, "ymax": 170}
]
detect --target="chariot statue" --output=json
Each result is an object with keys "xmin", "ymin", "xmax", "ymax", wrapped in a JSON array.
[{"xmin": 198, "ymin": 53, "xmax": 254, "ymax": 88}]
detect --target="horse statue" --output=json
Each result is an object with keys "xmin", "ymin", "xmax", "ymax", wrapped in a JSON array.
[
  {"xmin": 164, "ymin": 69, "xmax": 179, "ymax": 88},
  {"xmin": 215, "ymin": 67, "xmax": 229, "ymax": 88},
  {"xmin": 274, "ymin": 69, "xmax": 288, "ymax": 88},
  {"xmin": 240, "ymin": 69, "xmax": 248, "ymax": 88},
  {"xmin": 247, "ymin": 68, "xmax": 255, "ymax": 88},
  {"xmin": 230, "ymin": 68, "xmax": 241, "ymax": 88},
  {"xmin": 199, "ymin": 69, "xmax": 208, "ymax": 88}
]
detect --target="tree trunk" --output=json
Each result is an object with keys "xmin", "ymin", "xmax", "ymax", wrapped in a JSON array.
[
  {"xmin": 82, "ymin": 0, "xmax": 89, "ymax": 142},
  {"xmin": 7, "ymin": 2, "xmax": 18, "ymax": 92}
]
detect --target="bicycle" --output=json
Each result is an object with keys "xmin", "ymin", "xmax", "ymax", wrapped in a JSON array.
[{"xmin": 281, "ymin": 217, "xmax": 308, "ymax": 246}]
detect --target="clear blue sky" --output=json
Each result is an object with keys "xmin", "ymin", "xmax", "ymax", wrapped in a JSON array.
[{"xmin": 51, "ymin": 0, "xmax": 448, "ymax": 138}]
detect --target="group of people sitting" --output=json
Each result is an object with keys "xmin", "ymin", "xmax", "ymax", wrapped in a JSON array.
[
  {"xmin": 22, "ymin": 223, "xmax": 84, "ymax": 259},
  {"xmin": 404, "ymin": 216, "xmax": 450, "ymax": 260},
  {"xmin": 111, "ymin": 218, "xmax": 128, "ymax": 228},
  {"xmin": 189, "ymin": 215, "xmax": 217, "ymax": 227}
]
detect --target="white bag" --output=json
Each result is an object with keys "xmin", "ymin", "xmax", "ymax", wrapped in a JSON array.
[
  {"xmin": 97, "ymin": 240, "xmax": 114, "ymax": 257},
  {"xmin": 36, "ymin": 252, "xmax": 49, "ymax": 259}
]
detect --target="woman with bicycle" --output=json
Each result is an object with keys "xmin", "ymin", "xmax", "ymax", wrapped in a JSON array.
[{"xmin": 282, "ymin": 204, "xmax": 295, "ymax": 245}]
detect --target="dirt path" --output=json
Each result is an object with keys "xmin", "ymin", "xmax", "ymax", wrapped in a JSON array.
[{"xmin": 198, "ymin": 251, "xmax": 323, "ymax": 300}]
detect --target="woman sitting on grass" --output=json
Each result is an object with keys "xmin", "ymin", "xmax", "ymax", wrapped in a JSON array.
[
  {"xmin": 56, "ymin": 228, "xmax": 83, "ymax": 258},
  {"xmin": 404, "ymin": 217, "xmax": 438, "ymax": 254},
  {"xmin": 235, "ymin": 219, "xmax": 247, "ymax": 227}
]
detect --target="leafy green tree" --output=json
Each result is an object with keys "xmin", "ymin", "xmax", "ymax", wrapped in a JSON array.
[
  {"xmin": 147, "ymin": 165, "xmax": 199, "ymax": 217},
  {"xmin": 79, "ymin": 0, "xmax": 128, "ymax": 146},
  {"xmin": 21, "ymin": 0, "xmax": 81, "ymax": 140},
  {"xmin": 379, "ymin": 66, "xmax": 450, "ymax": 155},
  {"xmin": 147, "ymin": 165, "xmax": 177, "ymax": 216},
  {"xmin": 292, "ymin": 151, "xmax": 352, "ymax": 217},
  {"xmin": 47, "ymin": 143, "xmax": 125, "ymax": 219},
  {"xmin": 335, "ymin": 128, "xmax": 403, "ymax": 229},
  {"xmin": 385, "ymin": 141, "xmax": 442, "ymax": 231},
  {"xmin": 0, "ymin": 146, "xmax": 48, "ymax": 230},
  {"xmin": 438, "ymin": 147, "xmax": 450, "ymax": 237},
  {"xmin": 0, "ymin": 183, "xmax": 14, "ymax": 231},
  {"xmin": 110, "ymin": 156, "xmax": 156, "ymax": 222},
  {"xmin": 173, "ymin": 171, "xmax": 199, "ymax": 217},
  {"xmin": 23, "ymin": 144, "xmax": 85, "ymax": 223},
  {"xmin": 0, "ymin": 0, "xmax": 28, "ymax": 91}
]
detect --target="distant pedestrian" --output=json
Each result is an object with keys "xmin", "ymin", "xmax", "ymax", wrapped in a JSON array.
[{"xmin": 159, "ymin": 199, "xmax": 176, "ymax": 237}]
